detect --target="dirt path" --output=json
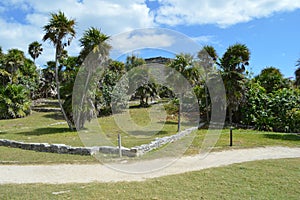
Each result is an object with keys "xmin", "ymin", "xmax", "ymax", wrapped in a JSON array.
[{"xmin": 0, "ymin": 146, "xmax": 299, "ymax": 184}]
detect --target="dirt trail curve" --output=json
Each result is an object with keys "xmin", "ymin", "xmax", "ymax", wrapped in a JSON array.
[{"xmin": 0, "ymin": 146, "xmax": 299, "ymax": 184}]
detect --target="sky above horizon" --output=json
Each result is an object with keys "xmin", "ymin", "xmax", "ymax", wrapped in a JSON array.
[{"xmin": 0, "ymin": 0, "xmax": 300, "ymax": 78}]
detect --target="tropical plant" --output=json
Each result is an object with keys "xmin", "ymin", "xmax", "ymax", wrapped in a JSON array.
[
  {"xmin": 28, "ymin": 41, "xmax": 43, "ymax": 64},
  {"xmin": 42, "ymin": 11, "xmax": 76, "ymax": 129},
  {"xmin": 18, "ymin": 58, "xmax": 39, "ymax": 99},
  {"xmin": 73, "ymin": 27, "xmax": 111, "ymax": 129},
  {"xmin": 3, "ymin": 49, "xmax": 25, "ymax": 84},
  {"xmin": 0, "ymin": 84, "xmax": 31, "ymax": 119},
  {"xmin": 219, "ymin": 43, "xmax": 250, "ymax": 125},
  {"xmin": 167, "ymin": 53, "xmax": 197, "ymax": 131},
  {"xmin": 295, "ymin": 60, "xmax": 300, "ymax": 87},
  {"xmin": 125, "ymin": 55, "xmax": 158, "ymax": 107},
  {"xmin": 254, "ymin": 67, "xmax": 289, "ymax": 93},
  {"xmin": 197, "ymin": 45, "xmax": 218, "ymax": 123},
  {"xmin": 100, "ymin": 60, "xmax": 125, "ymax": 110},
  {"xmin": 79, "ymin": 27, "xmax": 110, "ymax": 63}
]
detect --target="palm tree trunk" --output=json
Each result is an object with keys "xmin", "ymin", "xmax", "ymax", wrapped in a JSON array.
[
  {"xmin": 177, "ymin": 93, "xmax": 182, "ymax": 132},
  {"xmin": 205, "ymin": 84, "xmax": 209, "ymax": 123},
  {"xmin": 55, "ymin": 45, "xmax": 73, "ymax": 129},
  {"xmin": 229, "ymin": 105, "xmax": 233, "ymax": 126}
]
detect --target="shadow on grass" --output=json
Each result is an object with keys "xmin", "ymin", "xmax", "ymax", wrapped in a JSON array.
[
  {"xmin": 263, "ymin": 133, "xmax": 300, "ymax": 141},
  {"xmin": 0, "ymin": 131, "xmax": 8, "ymax": 135},
  {"xmin": 17, "ymin": 127, "xmax": 74, "ymax": 136},
  {"xmin": 43, "ymin": 113, "xmax": 64, "ymax": 120},
  {"xmin": 129, "ymin": 104, "xmax": 151, "ymax": 109},
  {"xmin": 126, "ymin": 130, "xmax": 171, "ymax": 137}
]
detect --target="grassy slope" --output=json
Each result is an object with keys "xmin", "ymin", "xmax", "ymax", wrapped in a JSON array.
[
  {"xmin": 0, "ymin": 158, "xmax": 299, "ymax": 199},
  {"xmin": 0, "ymin": 109, "xmax": 299, "ymax": 164}
]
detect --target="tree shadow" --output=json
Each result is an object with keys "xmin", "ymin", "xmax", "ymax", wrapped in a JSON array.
[
  {"xmin": 158, "ymin": 121, "xmax": 178, "ymax": 125},
  {"xmin": 155, "ymin": 130, "xmax": 169, "ymax": 135},
  {"xmin": 0, "ymin": 131, "xmax": 8, "ymax": 135},
  {"xmin": 43, "ymin": 113, "xmax": 64, "ymax": 120},
  {"xmin": 263, "ymin": 133, "xmax": 300, "ymax": 141},
  {"xmin": 126, "ymin": 130, "xmax": 170, "ymax": 137},
  {"xmin": 17, "ymin": 127, "xmax": 74, "ymax": 136},
  {"xmin": 129, "ymin": 104, "xmax": 151, "ymax": 109}
]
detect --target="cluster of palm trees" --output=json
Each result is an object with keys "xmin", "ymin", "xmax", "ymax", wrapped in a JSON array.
[{"xmin": 1, "ymin": 10, "xmax": 299, "ymax": 133}]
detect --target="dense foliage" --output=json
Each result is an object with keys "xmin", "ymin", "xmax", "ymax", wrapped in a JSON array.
[{"xmin": 0, "ymin": 11, "xmax": 299, "ymax": 133}]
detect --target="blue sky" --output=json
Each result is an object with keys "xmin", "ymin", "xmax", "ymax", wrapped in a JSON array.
[{"xmin": 0, "ymin": 0, "xmax": 300, "ymax": 78}]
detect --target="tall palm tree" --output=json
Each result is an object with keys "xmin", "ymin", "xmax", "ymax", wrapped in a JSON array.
[
  {"xmin": 42, "ymin": 11, "xmax": 76, "ymax": 129},
  {"xmin": 74, "ymin": 27, "xmax": 110, "ymax": 129},
  {"xmin": 198, "ymin": 45, "xmax": 218, "ymax": 123},
  {"xmin": 28, "ymin": 41, "xmax": 43, "ymax": 64},
  {"xmin": 219, "ymin": 43, "xmax": 250, "ymax": 125}
]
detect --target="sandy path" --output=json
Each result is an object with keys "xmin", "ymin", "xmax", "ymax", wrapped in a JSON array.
[{"xmin": 0, "ymin": 146, "xmax": 299, "ymax": 184}]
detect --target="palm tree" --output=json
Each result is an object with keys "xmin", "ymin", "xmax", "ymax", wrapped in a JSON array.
[
  {"xmin": 295, "ymin": 59, "xmax": 300, "ymax": 87},
  {"xmin": 4, "ymin": 49, "xmax": 25, "ymax": 84},
  {"xmin": 219, "ymin": 43, "xmax": 250, "ymax": 125},
  {"xmin": 197, "ymin": 45, "xmax": 218, "ymax": 123},
  {"xmin": 28, "ymin": 41, "xmax": 43, "ymax": 64},
  {"xmin": 167, "ymin": 53, "xmax": 196, "ymax": 132},
  {"xmin": 79, "ymin": 27, "xmax": 110, "ymax": 63},
  {"xmin": 42, "ymin": 11, "xmax": 76, "ymax": 129},
  {"xmin": 74, "ymin": 27, "xmax": 110, "ymax": 129}
]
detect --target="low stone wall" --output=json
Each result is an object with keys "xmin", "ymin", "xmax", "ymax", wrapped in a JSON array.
[
  {"xmin": 0, "ymin": 139, "xmax": 137, "ymax": 157},
  {"xmin": 132, "ymin": 127, "xmax": 198, "ymax": 156},
  {"xmin": 0, "ymin": 127, "xmax": 197, "ymax": 157},
  {"xmin": 0, "ymin": 139, "xmax": 91, "ymax": 155}
]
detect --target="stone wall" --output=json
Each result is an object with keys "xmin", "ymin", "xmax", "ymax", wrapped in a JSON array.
[
  {"xmin": 131, "ymin": 127, "xmax": 198, "ymax": 156},
  {"xmin": 0, "ymin": 126, "xmax": 197, "ymax": 157}
]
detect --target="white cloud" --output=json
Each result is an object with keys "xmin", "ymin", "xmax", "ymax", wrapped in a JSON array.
[
  {"xmin": 192, "ymin": 35, "xmax": 218, "ymax": 44},
  {"xmin": 1, "ymin": 0, "xmax": 300, "ymax": 68},
  {"xmin": 110, "ymin": 29, "xmax": 175, "ymax": 54},
  {"xmin": 0, "ymin": 0, "xmax": 155, "ymax": 67},
  {"xmin": 154, "ymin": 0, "xmax": 300, "ymax": 27}
]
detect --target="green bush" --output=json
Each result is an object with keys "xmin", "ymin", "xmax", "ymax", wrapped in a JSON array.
[
  {"xmin": 239, "ymin": 81, "xmax": 300, "ymax": 133},
  {"xmin": 0, "ymin": 84, "xmax": 31, "ymax": 119}
]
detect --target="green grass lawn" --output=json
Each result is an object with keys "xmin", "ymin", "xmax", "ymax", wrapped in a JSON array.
[
  {"xmin": 0, "ymin": 108, "xmax": 299, "ymax": 164},
  {"xmin": 1, "ymin": 158, "xmax": 299, "ymax": 199}
]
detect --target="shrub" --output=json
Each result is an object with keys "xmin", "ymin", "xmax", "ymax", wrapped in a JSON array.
[{"xmin": 0, "ymin": 84, "xmax": 31, "ymax": 119}]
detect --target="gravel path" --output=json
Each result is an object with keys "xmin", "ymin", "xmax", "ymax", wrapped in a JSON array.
[{"xmin": 0, "ymin": 146, "xmax": 299, "ymax": 184}]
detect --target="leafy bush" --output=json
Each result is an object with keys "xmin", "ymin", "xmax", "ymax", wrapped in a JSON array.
[
  {"xmin": 0, "ymin": 84, "xmax": 31, "ymax": 119},
  {"xmin": 240, "ymin": 83, "xmax": 300, "ymax": 133}
]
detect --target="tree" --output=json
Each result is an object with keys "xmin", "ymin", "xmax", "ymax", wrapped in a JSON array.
[
  {"xmin": 73, "ymin": 27, "xmax": 111, "ymax": 129},
  {"xmin": 99, "ymin": 60, "xmax": 126, "ymax": 114},
  {"xmin": 42, "ymin": 11, "xmax": 76, "ymax": 129},
  {"xmin": 79, "ymin": 27, "xmax": 110, "ymax": 63},
  {"xmin": 3, "ymin": 49, "xmax": 25, "ymax": 84},
  {"xmin": 295, "ymin": 59, "xmax": 300, "ymax": 87},
  {"xmin": 254, "ymin": 67, "xmax": 289, "ymax": 93},
  {"xmin": 28, "ymin": 41, "xmax": 43, "ymax": 64},
  {"xmin": 219, "ymin": 43, "xmax": 250, "ymax": 125},
  {"xmin": 125, "ymin": 55, "xmax": 158, "ymax": 107},
  {"xmin": 197, "ymin": 45, "xmax": 218, "ymax": 123},
  {"xmin": 167, "ymin": 53, "xmax": 196, "ymax": 131},
  {"xmin": 18, "ymin": 58, "xmax": 39, "ymax": 99}
]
